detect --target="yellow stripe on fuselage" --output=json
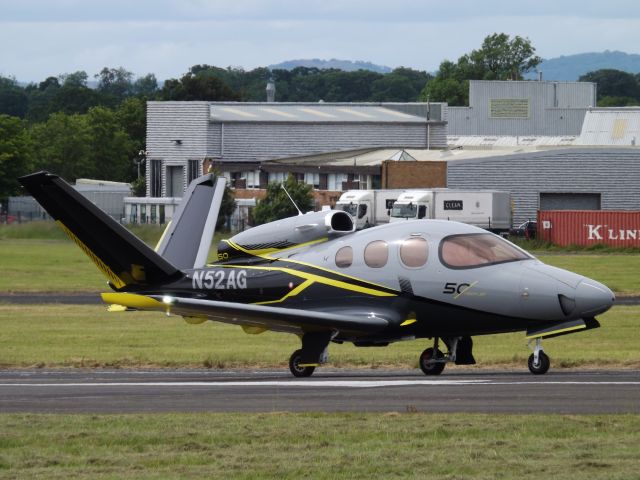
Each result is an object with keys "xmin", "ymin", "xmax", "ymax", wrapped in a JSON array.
[
  {"xmin": 220, "ymin": 239, "xmax": 395, "ymax": 293},
  {"xmin": 224, "ymin": 264, "xmax": 395, "ymax": 298}
]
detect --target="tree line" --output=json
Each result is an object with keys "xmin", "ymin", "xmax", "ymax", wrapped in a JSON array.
[{"xmin": 1, "ymin": 33, "xmax": 639, "ymax": 202}]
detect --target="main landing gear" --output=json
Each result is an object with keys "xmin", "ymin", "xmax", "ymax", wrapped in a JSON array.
[
  {"xmin": 289, "ymin": 349, "xmax": 316, "ymax": 378},
  {"xmin": 419, "ymin": 336, "xmax": 476, "ymax": 376},
  {"xmin": 288, "ymin": 331, "xmax": 333, "ymax": 378},
  {"xmin": 527, "ymin": 337, "xmax": 550, "ymax": 375}
]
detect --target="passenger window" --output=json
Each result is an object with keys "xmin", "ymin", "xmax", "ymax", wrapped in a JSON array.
[
  {"xmin": 400, "ymin": 237, "xmax": 428, "ymax": 268},
  {"xmin": 440, "ymin": 233, "xmax": 531, "ymax": 269},
  {"xmin": 335, "ymin": 246, "xmax": 353, "ymax": 268},
  {"xmin": 364, "ymin": 240, "xmax": 388, "ymax": 268}
]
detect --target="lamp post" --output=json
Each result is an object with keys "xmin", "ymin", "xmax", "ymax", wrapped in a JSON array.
[{"xmin": 134, "ymin": 150, "xmax": 147, "ymax": 179}]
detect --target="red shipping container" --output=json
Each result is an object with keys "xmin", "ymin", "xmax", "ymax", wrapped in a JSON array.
[{"xmin": 537, "ymin": 211, "xmax": 640, "ymax": 248}]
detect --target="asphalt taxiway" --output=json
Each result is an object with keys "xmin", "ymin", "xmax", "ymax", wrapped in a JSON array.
[{"xmin": 1, "ymin": 369, "xmax": 638, "ymax": 414}]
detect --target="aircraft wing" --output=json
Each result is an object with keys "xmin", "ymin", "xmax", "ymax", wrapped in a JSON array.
[{"xmin": 103, "ymin": 293, "xmax": 389, "ymax": 335}]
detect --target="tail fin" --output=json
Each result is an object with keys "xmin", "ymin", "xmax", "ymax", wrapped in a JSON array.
[
  {"xmin": 155, "ymin": 174, "xmax": 226, "ymax": 269},
  {"xmin": 18, "ymin": 171, "xmax": 181, "ymax": 289}
]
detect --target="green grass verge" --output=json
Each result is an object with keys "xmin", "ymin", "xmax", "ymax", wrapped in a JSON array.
[
  {"xmin": 2, "ymin": 237, "xmax": 640, "ymax": 295},
  {"xmin": 0, "ymin": 413, "xmax": 638, "ymax": 479},
  {"xmin": 0, "ymin": 304, "xmax": 637, "ymax": 369}
]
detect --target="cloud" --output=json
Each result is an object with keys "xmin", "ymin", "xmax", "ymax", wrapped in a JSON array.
[{"xmin": 2, "ymin": 1, "xmax": 640, "ymax": 81}]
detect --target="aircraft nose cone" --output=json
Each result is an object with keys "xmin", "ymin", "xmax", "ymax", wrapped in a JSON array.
[{"xmin": 575, "ymin": 279, "xmax": 615, "ymax": 317}]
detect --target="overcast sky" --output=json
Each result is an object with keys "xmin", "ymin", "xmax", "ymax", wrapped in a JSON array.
[{"xmin": 2, "ymin": 0, "xmax": 640, "ymax": 82}]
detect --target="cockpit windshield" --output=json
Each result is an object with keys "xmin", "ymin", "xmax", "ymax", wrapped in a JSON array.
[
  {"xmin": 439, "ymin": 233, "xmax": 532, "ymax": 269},
  {"xmin": 340, "ymin": 203, "xmax": 358, "ymax": 216},
  {"xmin": 391, "ymin": 203, "xmax": 417, "ymax": 219}
]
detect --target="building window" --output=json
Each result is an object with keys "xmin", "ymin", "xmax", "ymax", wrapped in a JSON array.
[
  {"xmin": 364, "ymin": 240, "xmax": 388, "ymax": 268},
  {"xmin": 159, "ymin": 205, "xmax": 165, "ymax": 224},
  {"xmin": 140, "ymin": 204, "xmax": 147, "ymax": 224},
  {"xmin": 129, "ymin": 204, "xmax": 137, "ymax": 224},
  {"xmin": 150, "ymin": 160, "xmax": 162, "ymax": 197},
  {"xmin": 246, "ymin": 170, "xmax": 261, "ymax": 189},
  {"xmin": 335, "ymin": 246, "xmax": 353, "ymax": 268},
  {"xmin": 269, "ymin": 172, "xmax": 286, "ymax": 184},
  {"xmin": 187, "ymin": 160, "xmax": 199, "ymax": 184},
  {"xmin": 150, "ymin": 205, "xmax": 157, "ymax": 224},
  {"xmin": 305, "ymin": 172, "xmax": 320, "ymax": 188}
]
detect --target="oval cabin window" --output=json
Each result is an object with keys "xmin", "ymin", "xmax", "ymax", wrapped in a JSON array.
[
  {"xmin": 364, "ymin": 240, "xmax": 388, "ymax": 268},
  {"xmin": 335, "ymin": 246, "xmax": 353, "ymax": 268},
  {"xmin": 400, "ymin": 237, "xmax": 428, "ymax": 268}
]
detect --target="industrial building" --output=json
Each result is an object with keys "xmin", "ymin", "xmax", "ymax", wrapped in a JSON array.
[
  {"xmin": 448, "ymin": 80, "xmax": 596, "ymax": 136},
  {"xmin": 447, "ymin": 148, "xmax": 640, "ymax": 225},
  {"xmin": 121, "ymin": 80, "xmax": 639, "ymax": 228}
]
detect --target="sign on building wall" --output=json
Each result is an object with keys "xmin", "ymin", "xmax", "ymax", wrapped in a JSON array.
[{"xmin": 489, "ymin": 99, "xmax": 530, "ymax": 119}]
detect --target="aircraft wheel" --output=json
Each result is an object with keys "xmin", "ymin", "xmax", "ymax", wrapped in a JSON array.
[
  {"xmin": 289, "ymin": 349, "xmax": 316, "ymax": 378},
  {"xmin": 527, "ymin": 351, "xmax": 550, "ymax": 375},
  {"xmin": 419, "ymin": 347, "xmax": 445, "ymax": 376}
]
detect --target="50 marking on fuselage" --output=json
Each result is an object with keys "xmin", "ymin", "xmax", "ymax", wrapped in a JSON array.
[{"xmin": 192, "ymin": 269, "xmax": 247, "ymax": 290}]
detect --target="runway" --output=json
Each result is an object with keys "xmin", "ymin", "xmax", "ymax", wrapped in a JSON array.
[{"xmin": 1, "ymin": 369, "xmax": 639, "ymax": 414}]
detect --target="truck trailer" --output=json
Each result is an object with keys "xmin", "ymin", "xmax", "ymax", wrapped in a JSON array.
[
  {"xmin": 389, "ymin": 189, "xmax": 512, "ymax": 234},
  {"xmin": 335, "ymin": 190, "xmax": 404, "ymax": 230}
]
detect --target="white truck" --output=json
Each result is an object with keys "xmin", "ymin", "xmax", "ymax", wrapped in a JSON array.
[
  {"xmin": 335, "ymin": 190, "xmax": 404, "ymax": 230},
  {"xmin": 389, "ymin": 189, "xmax": 512, "ymax": 234}
]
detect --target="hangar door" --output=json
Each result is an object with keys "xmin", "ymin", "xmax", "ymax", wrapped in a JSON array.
[{"xmin": 539, "ymin": 193, "xmax": 601, "ymax": 210}]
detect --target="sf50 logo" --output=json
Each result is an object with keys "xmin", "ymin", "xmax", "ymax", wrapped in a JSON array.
[{"xmin": 442, "ymin": 282, "xmax": 471, "ymax": 295}]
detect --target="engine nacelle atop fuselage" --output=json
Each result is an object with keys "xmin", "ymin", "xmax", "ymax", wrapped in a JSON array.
[{"xmin": 217, "ymin": 210, "xmax": 355, "ymax": 262}]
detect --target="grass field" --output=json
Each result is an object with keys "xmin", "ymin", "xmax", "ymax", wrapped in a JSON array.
[
  {"xmin": 2, "ymin": 236, "xmax": 640, "ymax": 295},
  {"xmin": 0, "ymin": 413, "xmax": 638, "ymax": 479},
  {"xmin": 0, "ymin": 304, "xmax": 637, "ymax": 369}
]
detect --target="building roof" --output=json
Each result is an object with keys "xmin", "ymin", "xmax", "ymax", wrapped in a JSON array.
[
  {"xmin": 265, "ymin": 146, "xmax": 545, "ymax": 168},
  {"xmin": 576, "ymin": 108, "xmax": 640, "ymax": 146},
  {"xmin": 447, "ymin": 135, "xmax": 578, "ymax": 148},
  {"xmin": 209, "ymin": 103, "xmax": 430, "ymax": 123}
]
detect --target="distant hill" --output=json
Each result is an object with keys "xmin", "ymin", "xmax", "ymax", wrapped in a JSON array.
[
  {"xmin": 269, "ymin": 58, "xmax": 392, "ymax": 73},
  {"xmin": 525, "ymin": 51, "xmax": 640, "ymax": 81}
]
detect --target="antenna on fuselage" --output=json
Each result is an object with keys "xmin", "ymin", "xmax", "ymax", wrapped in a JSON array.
[{"xmin": 281, "ymin": 183, "xmax": 303, "ymax": 216}]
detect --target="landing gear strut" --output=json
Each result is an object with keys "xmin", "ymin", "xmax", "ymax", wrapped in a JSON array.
[
  {"xmin": 527, "ymin": 338, "xmax": 550, "ymax": 375},
  {"xmin": 418, "ymin": 336, "xmax": 476, "ymax": 376}
]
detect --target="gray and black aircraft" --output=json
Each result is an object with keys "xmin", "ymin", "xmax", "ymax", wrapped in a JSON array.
[{"xmin": 19, "ymin": 171, "xmax": 615, "ymax": 377}]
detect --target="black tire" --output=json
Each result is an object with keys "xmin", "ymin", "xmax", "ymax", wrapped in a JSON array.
[
  {"xmin": 419, "ymin": 347, "xmax": 446, "ymax": 376},
  {"xmin": 528, "ymin": 351, "xmax": 550, "ymax": 375},
  {"xmin": 289, "ymin": 349, "xmax": 315, "ymax": 378}
]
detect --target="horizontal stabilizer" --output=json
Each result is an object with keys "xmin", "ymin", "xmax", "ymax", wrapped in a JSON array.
[{"xmin": 19, "ymin": 171, "xmax": 181, "ymax": 289}]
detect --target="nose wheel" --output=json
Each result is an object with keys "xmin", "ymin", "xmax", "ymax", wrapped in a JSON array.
[{"xmin": 527, "ymin": 338, "xmax": 550, "ymax": 375}]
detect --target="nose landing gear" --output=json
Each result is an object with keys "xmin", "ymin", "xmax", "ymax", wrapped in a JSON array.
[{"xmin": 527, "ymin": 338, "xmax": 550, "ymax": 375}]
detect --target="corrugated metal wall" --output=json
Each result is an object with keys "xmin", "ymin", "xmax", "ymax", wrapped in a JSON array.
[
  {"xmin": 538, "ymin": 211, "xmax": 640, "ymax": 247},
  {"xmin": 448, "ymin": 81, "xmax": 595, "ymax": 136},
  {"xmin": 447, "ymin": 149, "xmax": 640, "ymax": 226},
  {"xmin": 212, "ymin": 123, "xmax": 447, "ymax": 162},
  {"xmin": 146, "ymin": 102, "xmax": 211, "ymax": 196}
]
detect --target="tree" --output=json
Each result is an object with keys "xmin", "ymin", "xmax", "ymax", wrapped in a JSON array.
[
  {"xmin": 0, "ymin": 115, "xmax": 32, "ymax": 199},
  {"xmin": 31, "ymin": 112, "xmax": 93, "ymax": 180},
  {"xmin": 132, "ymin": 73, "xmax": 159, "ymax": 97},
  {"xmin": 0, "ymin": 77, "xmax": 28, "ymax": 117},
  {"xmin": 60, "ymin": 71, "xmax": 89, "ymax": 88},
  {"xmin": 252, "ymin": 176, "xmax": 314, "ymax": 225},
  {"xmin": 160, "ymin": 71, "xmax": 239, "ymax": 101},
  {"xmin": 85, "ymin": 106, "xmax": 136, "ymax": 181},
  {"xmin": 217, "ymin": 185, "xmax": 236, "ymax": 230},
  {"xmin": 579, "ymin": 69, "xmax": 640, "ymax": 103},
  {"xmin": 95, "ymin": 67, "xmax": 134, "ymax": 100},
  {"xmin": 115, "ymin": 97, "xmax": 146, "ymax": 152},
  {"xmin": 421, "ymin": 33, "xmax": 541, "ymax": 105}
]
